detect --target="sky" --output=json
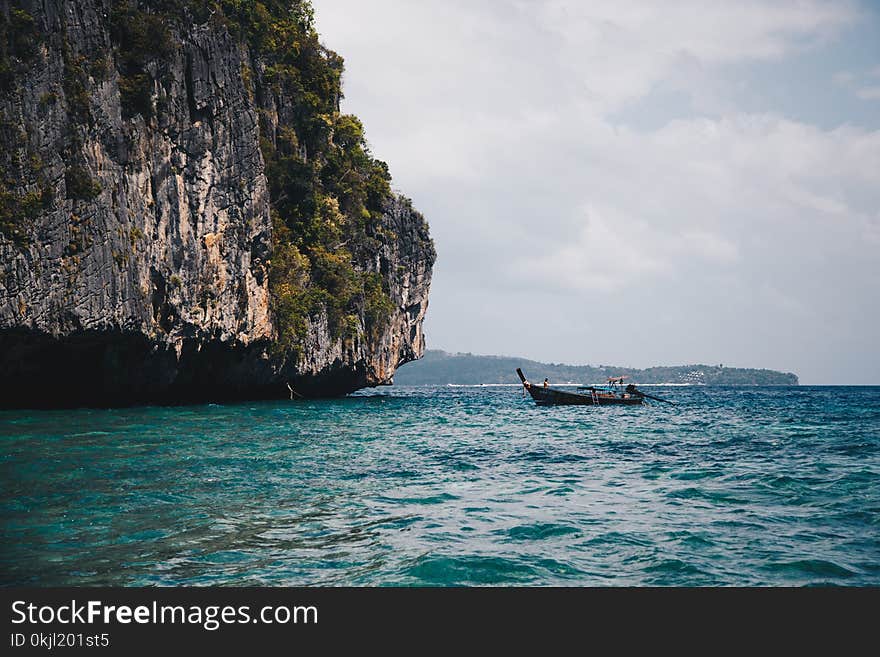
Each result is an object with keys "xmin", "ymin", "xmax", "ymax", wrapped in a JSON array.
[{"xmin": 312, "ymin": 0, "xmax": 880, "ymax": 384}]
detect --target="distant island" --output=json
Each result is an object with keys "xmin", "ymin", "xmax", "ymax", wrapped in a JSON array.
[{"xmin": 394, "ymin": 350, "xmax": 799, "ymax": 386}]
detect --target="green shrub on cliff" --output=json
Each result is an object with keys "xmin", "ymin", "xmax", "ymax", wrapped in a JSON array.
[
  {"xmin": 0, "ymin": 7, "xmax": 42, "ymax": 92},
  {"xmin": 270, "ymin": 213, "xmax": 315, "ymax": 354},
  {"xmin": 363, "ymin": 272, "xmax": 395, "ymax": 341},
  {"xmin": 60, "ymin": 39, "xmax": 91, "ymax": 125},
  {"xmin": 229, "ymin": 1, "xmax": 396, "ymax": 352},
  {"xmin": 0, "ymin": 182, "xmax": 51, "ymax": 245},
  {"xmin": 64, "ymin": 165, "xmax": 101, "ymax": 201},
  {"xmin": 109, "ymin": 4, "xmax": 173, "ymax": 119}
]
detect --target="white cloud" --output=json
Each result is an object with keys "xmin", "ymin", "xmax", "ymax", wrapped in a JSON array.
[
  {"xmin": 512, "ymin": 112, "xmax": 877, "ymax": 296},
  {"xmin": 830, "ymin": 65, "xmax": 880, "ymax": 100},
  {"xmin": 856, "ymin": 86, "xmax": 880, "ymax": 99},
  {"xmin": 529, "ymin": 0, "xmax": 857, "ymax": 110},
  {"xmin": 312, "ymin": 0, "xmax": 880, "ymax": 382},
  {"xmin": 518, "ymin": 208, "xmax": 669, "ymax": 292},
  {"xmin": 833, "ymin": 70, "xmax": 856, "ymax": 86}
]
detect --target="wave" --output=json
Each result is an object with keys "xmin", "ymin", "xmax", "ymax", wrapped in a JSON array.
[{"xmin": 442, "ymin": 382, "xmax": 703, "ymax": 387}]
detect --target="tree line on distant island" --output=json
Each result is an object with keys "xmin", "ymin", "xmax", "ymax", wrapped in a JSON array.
[{"xmin": 393, "ymin": 351, "xmax": 799, "ymax": 386}]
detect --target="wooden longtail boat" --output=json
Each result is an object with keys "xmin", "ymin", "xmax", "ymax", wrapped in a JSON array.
[{"xmin": 516, "ymin": 368, "xmax": 668, "ymax": 406}]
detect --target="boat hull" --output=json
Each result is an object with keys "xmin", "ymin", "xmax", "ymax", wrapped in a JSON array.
[{"xmin": 525, "ymin": 384, "xmax": 644, "ymax": 406}]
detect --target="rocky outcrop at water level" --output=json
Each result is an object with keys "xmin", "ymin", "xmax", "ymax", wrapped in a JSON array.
[{"xmin": 0, "ymin": 1, "xmax": 435, "ymax": 406}]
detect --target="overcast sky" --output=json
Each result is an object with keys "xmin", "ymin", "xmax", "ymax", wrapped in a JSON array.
[{"xmin": 313, "ymin": 1, "xmax": 880, "ymax": 384}]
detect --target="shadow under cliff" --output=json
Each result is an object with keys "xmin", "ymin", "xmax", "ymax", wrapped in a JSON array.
[{"xmin": 0, "ymin": 328, "xmax": 387, "ymax": 408}]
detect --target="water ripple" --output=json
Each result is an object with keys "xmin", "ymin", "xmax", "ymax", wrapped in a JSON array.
[{"xmin": 1, "ymin": 385, "xmax": 879, "ymax": 586}]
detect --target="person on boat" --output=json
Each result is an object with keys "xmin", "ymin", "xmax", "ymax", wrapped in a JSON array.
[{"xmin": 543, "ymin": 378, "xmax": 549, "ymax": 387}]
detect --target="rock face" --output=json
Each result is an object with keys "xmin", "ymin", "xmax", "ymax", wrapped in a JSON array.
[{"xmin": 0, "ymin": 1, "xmax": 434, "ymax": 406}]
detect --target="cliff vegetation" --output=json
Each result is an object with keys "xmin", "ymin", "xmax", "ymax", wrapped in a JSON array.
[{"xmin": 0, "ymin": 0, "xmax": 435, "ymax": 405}]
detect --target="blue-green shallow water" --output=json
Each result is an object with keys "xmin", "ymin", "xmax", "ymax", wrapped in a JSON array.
[{"xmin": 1, "ymin": 385, "xmax": 878, "ymax": 586}]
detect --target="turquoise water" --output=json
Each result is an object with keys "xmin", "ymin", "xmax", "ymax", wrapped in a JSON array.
[{"xmin": 1, "ymin": 385, "xmax": 878, "ymax": 586}]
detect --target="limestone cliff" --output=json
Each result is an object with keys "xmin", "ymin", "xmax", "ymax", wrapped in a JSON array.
[{"xmin": 0, "ymin": 0, "xmax": 435, "ymax": 406}]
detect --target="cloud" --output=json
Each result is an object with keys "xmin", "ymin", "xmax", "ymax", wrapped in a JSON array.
[
  {"xmin": 518, "ymin": 208, "xmax": 670, "ymax": 292},
  {"xmin": 528, "ymin": 0, "xmax": 858, "ymax": 110},
  {"xmin": 830, "ymin": 64, "xmax": 880, "ymax": 101},
  {"xmin": 856, "ymin": 86, "xmax": 880, "ymax": 99},
  {"xmin": 312, "ymin": 0, "xmax": 880, "ymax": 382},
  {"xmin": 510, "ymin": 113, "xmax": 878, "ymax": 299},
  {"xmin": 833, "ymin": 70, "xmax": 856, "ymax": 85}
]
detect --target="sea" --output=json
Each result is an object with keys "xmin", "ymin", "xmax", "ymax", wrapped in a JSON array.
[{"xmin": 1, "ymin": 385, "xmax": 878, "ymax": 586}]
